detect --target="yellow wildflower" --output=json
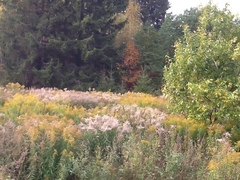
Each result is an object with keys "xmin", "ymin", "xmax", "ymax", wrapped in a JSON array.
[
  {"xmin": 146, "ymin": 125, "xmax": 156, "ymax": 133},
  {"xmin": 207, "ymin": 159, "xmax": 219, "ymax": 171},
  {"xmin": 53, "ymin": 149, "xmax": 58, "ymax": 156},
  {"xmin": 141, "ymin": 140, "xmax": 150, "ymax": 146}
]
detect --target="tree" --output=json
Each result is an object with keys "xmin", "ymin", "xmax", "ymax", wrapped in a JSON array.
[
  {"xmin": 115, "ymin": 0, "xmax": 142, "ymax": 91},
  {"xmin": 135, "ymin": 26, "xmax": 164, "ymax": 91},
  {"xmin": 135, "ymin": 8, "xmax": 200, "ymax": 92},
  {"xmin": 158, "ymin": 8, "xmax": 200, "ymax": 59},
  {"xmin": 0, "ymin": 0, "xmax": 128, "ymax": 89},
  {"xmin": 120, "ymin": 41, "xmax": 141, "ymax": 91},
  {"xmin": 164, "ymin": 4, "xmax": 240, "ymax": 139},
  {"xmin": 115, "ymin": 0, "xmax": 142, "ymax": 47},
  {"xmin": 133, "ymin": 70, "xmax": 152, "ymax": 93},
  {"xmin": 139, "ymin": 0, "xmax": 170, "ymax": 29}
]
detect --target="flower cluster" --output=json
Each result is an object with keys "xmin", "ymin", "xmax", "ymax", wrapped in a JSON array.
[
  {"xmin": 163, "ymin": 114, "xmax": 207, "ymax": 139},
  {"xmin": 16, "ymin": 114, "xmax": 81, "ymax": 145},
  {"xmin": 79, "ymin": 115, "xmax": 132, "ymax": 135},
  {"xmin": 208, "ymin": 142, "xmax": 240, "ymax": 172},
  {"xmin": 120, "ymin": 92, "xmax": 169, "ymax": 111},
  {"xmin": 110, "ymin": 104, "xmax": 166, "ymax": 130},
  {"xmin": 28, "ymin": 88, "xmax": 121, "ymax": 105}
]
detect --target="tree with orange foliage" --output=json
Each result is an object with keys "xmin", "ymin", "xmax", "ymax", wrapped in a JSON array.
[
  {"xmin": 120, "ymin": 41, "xmax": 142, "ymax": 91},
  {"xmin": 115, "ymin": 0, "xmax": 142, "ymax": 91}
]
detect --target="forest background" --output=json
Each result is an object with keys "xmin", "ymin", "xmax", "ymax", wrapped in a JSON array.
[{"xmin": 0, "ymin": 0, "xmax": 196, "ymax": 94}]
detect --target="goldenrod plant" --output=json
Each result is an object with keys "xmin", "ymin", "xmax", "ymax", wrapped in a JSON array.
[{"xmin": 0, "ymin": 83, "xmax": 240, "ymax": 179}]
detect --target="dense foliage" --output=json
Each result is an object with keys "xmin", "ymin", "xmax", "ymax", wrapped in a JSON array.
[
  {"xmin": 0, "ymin": 0, "xmax": 128, "ymax": 90},
  {"xmin": 164, "ymin": 5, "xmax": 240, "ymax": 141},
  {"xmin": 135, "ymin": 8, "xmax": 200, "ymax": 92},
  {"xmin": 139, "ymin": 0, "xmax": 170, "ymax": 29},
  {"xmin": 0, "ymin": 0, "xmax": 172, "ymax": 92}
]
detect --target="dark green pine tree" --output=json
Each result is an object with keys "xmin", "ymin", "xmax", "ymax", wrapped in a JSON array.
[
  {"xmin": 139, "ymin": 0, "xmax": 170, "ymax": 29},
  {"xmin": 135, "ymin": 25, "xmax": 165, "ymax": 91},
  {"xmin": 0, "ymin": 0, "xmax": 41, "ymax": 87},
  {"xmin": 159, "ymin": 8, "xmax": 200, "ymax": 59},
  {"xmin": 0, "ymin": 0, "xmax": 128, "ymax": 89},
  {"xmin": 133, "ymin": 70, "xmax": 152, "ymax": 94}
]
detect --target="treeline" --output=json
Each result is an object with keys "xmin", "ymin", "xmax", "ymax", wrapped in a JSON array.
[{"xmin": 0, "ymin": 0, "xmax": 201, "ymax": 93}]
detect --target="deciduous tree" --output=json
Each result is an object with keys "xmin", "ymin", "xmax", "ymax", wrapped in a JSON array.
[
  {"xmin": 115, "ymin": 0, "xmax": 142, "ymax": 91},
  {"xmin": 115, "ymin": 0, "xmax": 142, "ymax": 47},
  {"xmin": 120, "ymin": 41, "xmax": 141, "ymax": 91},
  {"xmin": 164, "ymin": 4, "xmax": 240, "ymax": 140}
]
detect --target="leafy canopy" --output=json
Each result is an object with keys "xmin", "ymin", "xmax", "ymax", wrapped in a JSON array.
[{"xmin": 164, "ymin": 4, "xmax": 240, "ymax": 128}]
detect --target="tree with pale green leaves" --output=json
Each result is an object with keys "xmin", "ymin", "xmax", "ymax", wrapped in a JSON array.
[{"xmin": 164, "ymin": 4, "xmax": 240, "ymax": 140}]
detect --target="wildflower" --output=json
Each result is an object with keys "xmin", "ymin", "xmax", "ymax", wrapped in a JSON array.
[
  {"xmin": 216, "ymin": 138, "xmax": 223, "ymax": 143},
  {"xmin": 137, "ymin": 125, "xmax": 144, "ymax": 130},
  {"xmin": 61, "ymin": 149, "xmax": 67, "ymax": 156},
  {"xmin": 146, "ymin": 125, "xmax": 156, "ymax": 133},
  {"xmin": 53, "ymin": 149, "xmax": 58, "ymax": 156},
  {"xmin": 235, "ymin": 141, "xmax": 240, "ymax": 151},
  {"xmin": 141, "ymin": 140, "xmax": 150, "ymax": 146},
  {"xmin": 121, "ymin": 121, "xmax": 132, "ymax": 133},
  {"xmin": 207, "ymin": 159, "xmax": 218, "ymax": 171},
  {"xmin": 27, "ymin": 127, "xmax": 39, "ymax": 141},
  {"xmin": 223, "ymin": 132, "xmax": 231, "ymax": 138},
  {"xmin": 0, "ymin": 113, "xmax": 4, "ymax": 118},
  {"xmin": 45, "ymin": 130, "xmax": 56, "ymax": 142}
]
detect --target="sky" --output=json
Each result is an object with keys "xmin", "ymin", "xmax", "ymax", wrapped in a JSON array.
[{"xmin": 167, "ymin": 0, "xmax": 240, "ymax": 15}]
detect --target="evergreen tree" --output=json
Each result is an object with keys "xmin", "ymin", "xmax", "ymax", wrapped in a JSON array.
[
  {"xmin": 133, "ymin": 70, "xmax": 152, "ymax": 93},
  {"xmin": 139, "ymin": 0, "xmax": 170, "ymax": 29},
  {"xmin": 135, "ymin": 26, "xmax": 164, "ymax": 91},
  {"xmin": 135, "ymin": 8, "xmax": 200, "ymax": 92},
  {"xmin": 97, "ymin": 69, "xmax": 117, "ymax": 92},
  {"xmin": 159, "ymin": 8, "xmax": 200, "ymax": 59},
  {"xmin": 0, "ymin": 0, "xmax": 128, "ymax": 89}
]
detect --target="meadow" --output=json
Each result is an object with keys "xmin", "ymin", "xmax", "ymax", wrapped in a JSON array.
[{"xmin": 0, "ymin": 83, "xmax": 240, "ymax": 180}]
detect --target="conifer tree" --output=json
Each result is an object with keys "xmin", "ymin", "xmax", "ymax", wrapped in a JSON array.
[
  {"xmin": 139, "ymin": 0, "xmax": 170, "ymax": 29},
  {"xmin": 135, "ymin": 8, "xmax": 200, "ymax": 92},
  {"xmin": 0, "ymin": 0, "xmax": 128, "ymax": 89}
]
